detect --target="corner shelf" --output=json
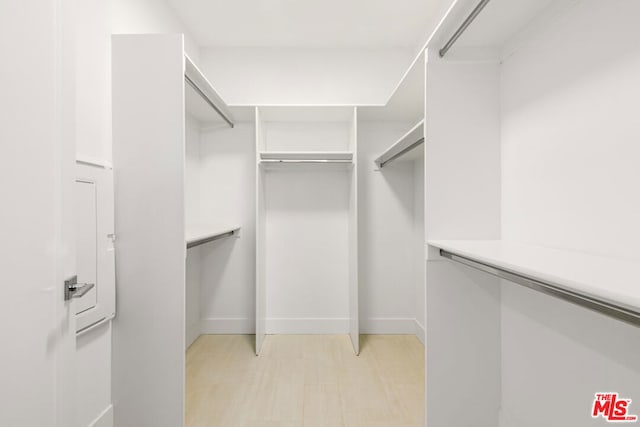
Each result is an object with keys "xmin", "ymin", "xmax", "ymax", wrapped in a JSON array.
[
  {"xmin": 186, "ymin": 225, "xmax": 240, "ymax": 249},
  {"xmin": 428, "ymin": 239, "xmax": 640, "ymax": 324},
  {"xmin": 374, "ymin": 119, "xmax": 424, "ymax": 168}
]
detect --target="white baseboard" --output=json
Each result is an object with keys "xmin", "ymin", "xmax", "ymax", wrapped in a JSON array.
[
  {"xmin": 360, "ymin": 317, "xmax": 417, "ymax": 334},
  {"xmin": 266, "ymin": 317, "xmax": 349, "ymax": 334},
  {"xmin": 200, "ymin": 317, "xmax": 255, "ymax": 334},
  {"xmin": 414, "ymin": 319, "xmax": 426, "ymax": 345},
  {"xmin": 88, "ymin": 404, "xmax": 113, "ymax": 427},
  {"xmin": 199, "ymin": 316, "xmax": 426, "ymax": 343}
]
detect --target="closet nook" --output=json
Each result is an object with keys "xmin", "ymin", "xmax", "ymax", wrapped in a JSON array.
[
  {"xmin": 255, "ymin": 107, "xmax": 359, "ymax": 354},
  {"xmin": 358, "ymin": 55, "xmax": 426, "ymax": 344}
]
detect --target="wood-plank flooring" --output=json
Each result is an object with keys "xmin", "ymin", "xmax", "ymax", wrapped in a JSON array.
[{"xmin": 186, "ymin": 334, "xmax": 424, "ymax": 427}]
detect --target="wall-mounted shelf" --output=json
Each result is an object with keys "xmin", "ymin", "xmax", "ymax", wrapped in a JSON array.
[
  {"xmin": 186, "ymin": 225, "xmax": 240, "ymax": 249},
  {"xmin": 184, "ymin": 55, "xmax": 235, "ymax": 127},
  {"xmin": 428, "ymin": 239, "xmax": 640, "ymax": 325},
  {"xmin": 374, "ymin": 119, "xmax": 424, "ymax": 168}
]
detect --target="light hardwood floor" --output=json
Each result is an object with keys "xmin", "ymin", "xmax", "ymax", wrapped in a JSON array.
[{"xmin": 186, "ymin": 335, "xmax": 425, "ymax": 427}]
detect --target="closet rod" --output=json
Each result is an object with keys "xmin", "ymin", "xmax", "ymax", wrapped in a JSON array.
[
  {"xmin": 439, "ymin": 0, "xmax": 491, "ymax": 57},
  {"xmin": 440, "ymin": 249, "xmax": 640, "ymax": 326},
  {"xmin": 261, "ymin": 160, "xmax": 352, "ymax": 164},
  {"xmin": 185, "ymin": 75, "xmax": 235, "ymax": 128},
  {"xmin": 187, "ymin": 230, "xmax": 236, "ymax": 249},
  {"xmin": 379, "ymin": 138, "xmax": 424, "ymax": 169}
]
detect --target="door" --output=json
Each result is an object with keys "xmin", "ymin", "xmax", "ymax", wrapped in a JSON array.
[{"xmin": 0, "ymin": 0, "xmax": 76, "ymax": 426}]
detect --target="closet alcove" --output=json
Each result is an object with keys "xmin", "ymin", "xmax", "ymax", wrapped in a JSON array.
[{"xmin": 111, "ymin": 32, "xmax": 428, "ymax": 426}]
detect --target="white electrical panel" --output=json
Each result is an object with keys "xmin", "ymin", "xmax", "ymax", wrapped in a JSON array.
[{"xmin": 74, "ymin": 159, "xmax": 116, "ymax": 333}]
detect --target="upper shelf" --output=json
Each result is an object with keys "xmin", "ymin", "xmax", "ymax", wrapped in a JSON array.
[
  {"xmin": 374, "ymin": 119, "xmax": 424, "ymax": 168},
  {"xmin": 186, "ymin": 225, "xmax": 240, "ymax": 249},
  {"xmin": 184, "ymin": 55, "xmax": 235, "ymax": 127},
  {"xmin": 428, "ymin": 239, "xmax": 640, "ymax": 324}
]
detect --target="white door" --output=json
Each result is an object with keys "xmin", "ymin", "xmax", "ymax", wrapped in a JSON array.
[{"xmin": 0, "ymin": 0, "xmax": 76, "ymax": 426}]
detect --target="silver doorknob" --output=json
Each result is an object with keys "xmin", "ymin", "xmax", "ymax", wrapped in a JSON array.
[{"xmin": 64, "ymin": 275, "xmax": 95, "ymax": 301}]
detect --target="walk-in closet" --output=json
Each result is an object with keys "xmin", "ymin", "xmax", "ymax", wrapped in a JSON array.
[{"xmin": 5, "ymin": 0, "xmax": 640, "ymax": 426}]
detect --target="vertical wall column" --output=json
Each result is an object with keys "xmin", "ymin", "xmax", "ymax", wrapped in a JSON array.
[
  {"xmin": 349, "ymin": 107, "xmax": 360, "ymax": 355},
  {"xmin": 112, "ymin": 34, "xmax": 186, "ymax": 427},
  {"xmin": 424, "ymin": 48, "xmax": 502, "ymax": 427}
]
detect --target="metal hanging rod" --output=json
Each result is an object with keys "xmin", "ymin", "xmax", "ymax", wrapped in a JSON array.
[
  {"xmin": 185, "ymin": 75, "xmax": 235, "ymax": 129},
  {"xmin": 440, "ymin": 249, "xmax": 640, "ymax": 326},
  {"xmin": 379, "ymin": 138, "xmax": 424, "ymax": 169},
  {"xmin": 260, "ymin": 159, "xmax": 353, "ymax": 164},
  {"xmin": 186, "ymin": 230, "xmax": 236, "ymax": 249},
  {"xmin": 439, "ymin": 0, "xmax": 491, "ymax": 57}
]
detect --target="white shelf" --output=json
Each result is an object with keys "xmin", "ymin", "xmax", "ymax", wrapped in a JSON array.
[
  {"xmin": 260, "ymin": 151, "xmax": 353, "ymax": 161},
  {"xmin": 186, "ymin": 225, "xmax": 240, "ymax": 249},
  {"xmin": 184, "ymin": 55, "xmax": 235, "ymax": 126},
  {"xmin": 374, "ymin": 119, "xmax": 424, "ymax": 168},
  {"xmin": 428, "ymin": 239, "xmax": 640, "ymax": 318}
]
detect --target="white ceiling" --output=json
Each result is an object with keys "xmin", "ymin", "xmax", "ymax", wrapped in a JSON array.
[{"xmin": 165, "ymin": 0, "xmax": 450, "ymax": 48}]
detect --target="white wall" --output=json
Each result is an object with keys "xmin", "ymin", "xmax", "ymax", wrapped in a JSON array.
[
  {"xmin": 73, "ymin": 0, "xmax": 201, "ymax": 163},
  {"xmin": 110, "ymin": 0, "xmax": 201, "ymax": 58},
  {"xmin": 413, "ymin": 153, "xmax": 425, "ymax": 343},
  {"xmin": 185, "ymin": 116, "xmax": 202, "ymax": 348},
  {"xmin": 76, "ymin": 325, "xmax": 113, "ymax": 427},
  {"xmin": 197, "ymin": 123, "xmax": 257, "ymax": 334},
  {"xmin": 200, "ymin": 47, "xmax": 415, "ymax": 106},
  {"xmin": 501, "ymin": 0, "xmax": 640, "ymax": 260},
  {"xmin": 358, "ymin": 122, "xmax": 421, "ymax": 334},
  {"xmin": 73, "ymin": 0, "xmax": 113, "ymax": 163},
  {"xmin": 499, "ymin": 1, "xmax": 640, "ymax": 425},
  {"xmin": 264, "ymin": 168, "xmax": 351, "ymax": 333}
]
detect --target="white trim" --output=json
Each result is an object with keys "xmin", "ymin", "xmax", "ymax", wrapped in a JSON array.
[
  {"xmin": 414, "ymin": 319, "xmax": 426, "ymax": 346},
  {"xmin": 266, "ymin": 318, "xmax": 350, "ymax": 334},
  {"xmin": 200, "ymin": 317, "xmax": 255, "ymax": 334},
  {"xmin": 200, "ymin": 316, "xmax": 425, "ymax": 338},
  {"xmin": 360, "ymin": 317, "xmax": 418, "ymax": 334},
  {"xmin": 88, "ymin": 404, "xmax": 113, "ymax": 427},
  {"xmin": 229, "ymin": 103, "xmax": 382, "ymax": 107}
]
